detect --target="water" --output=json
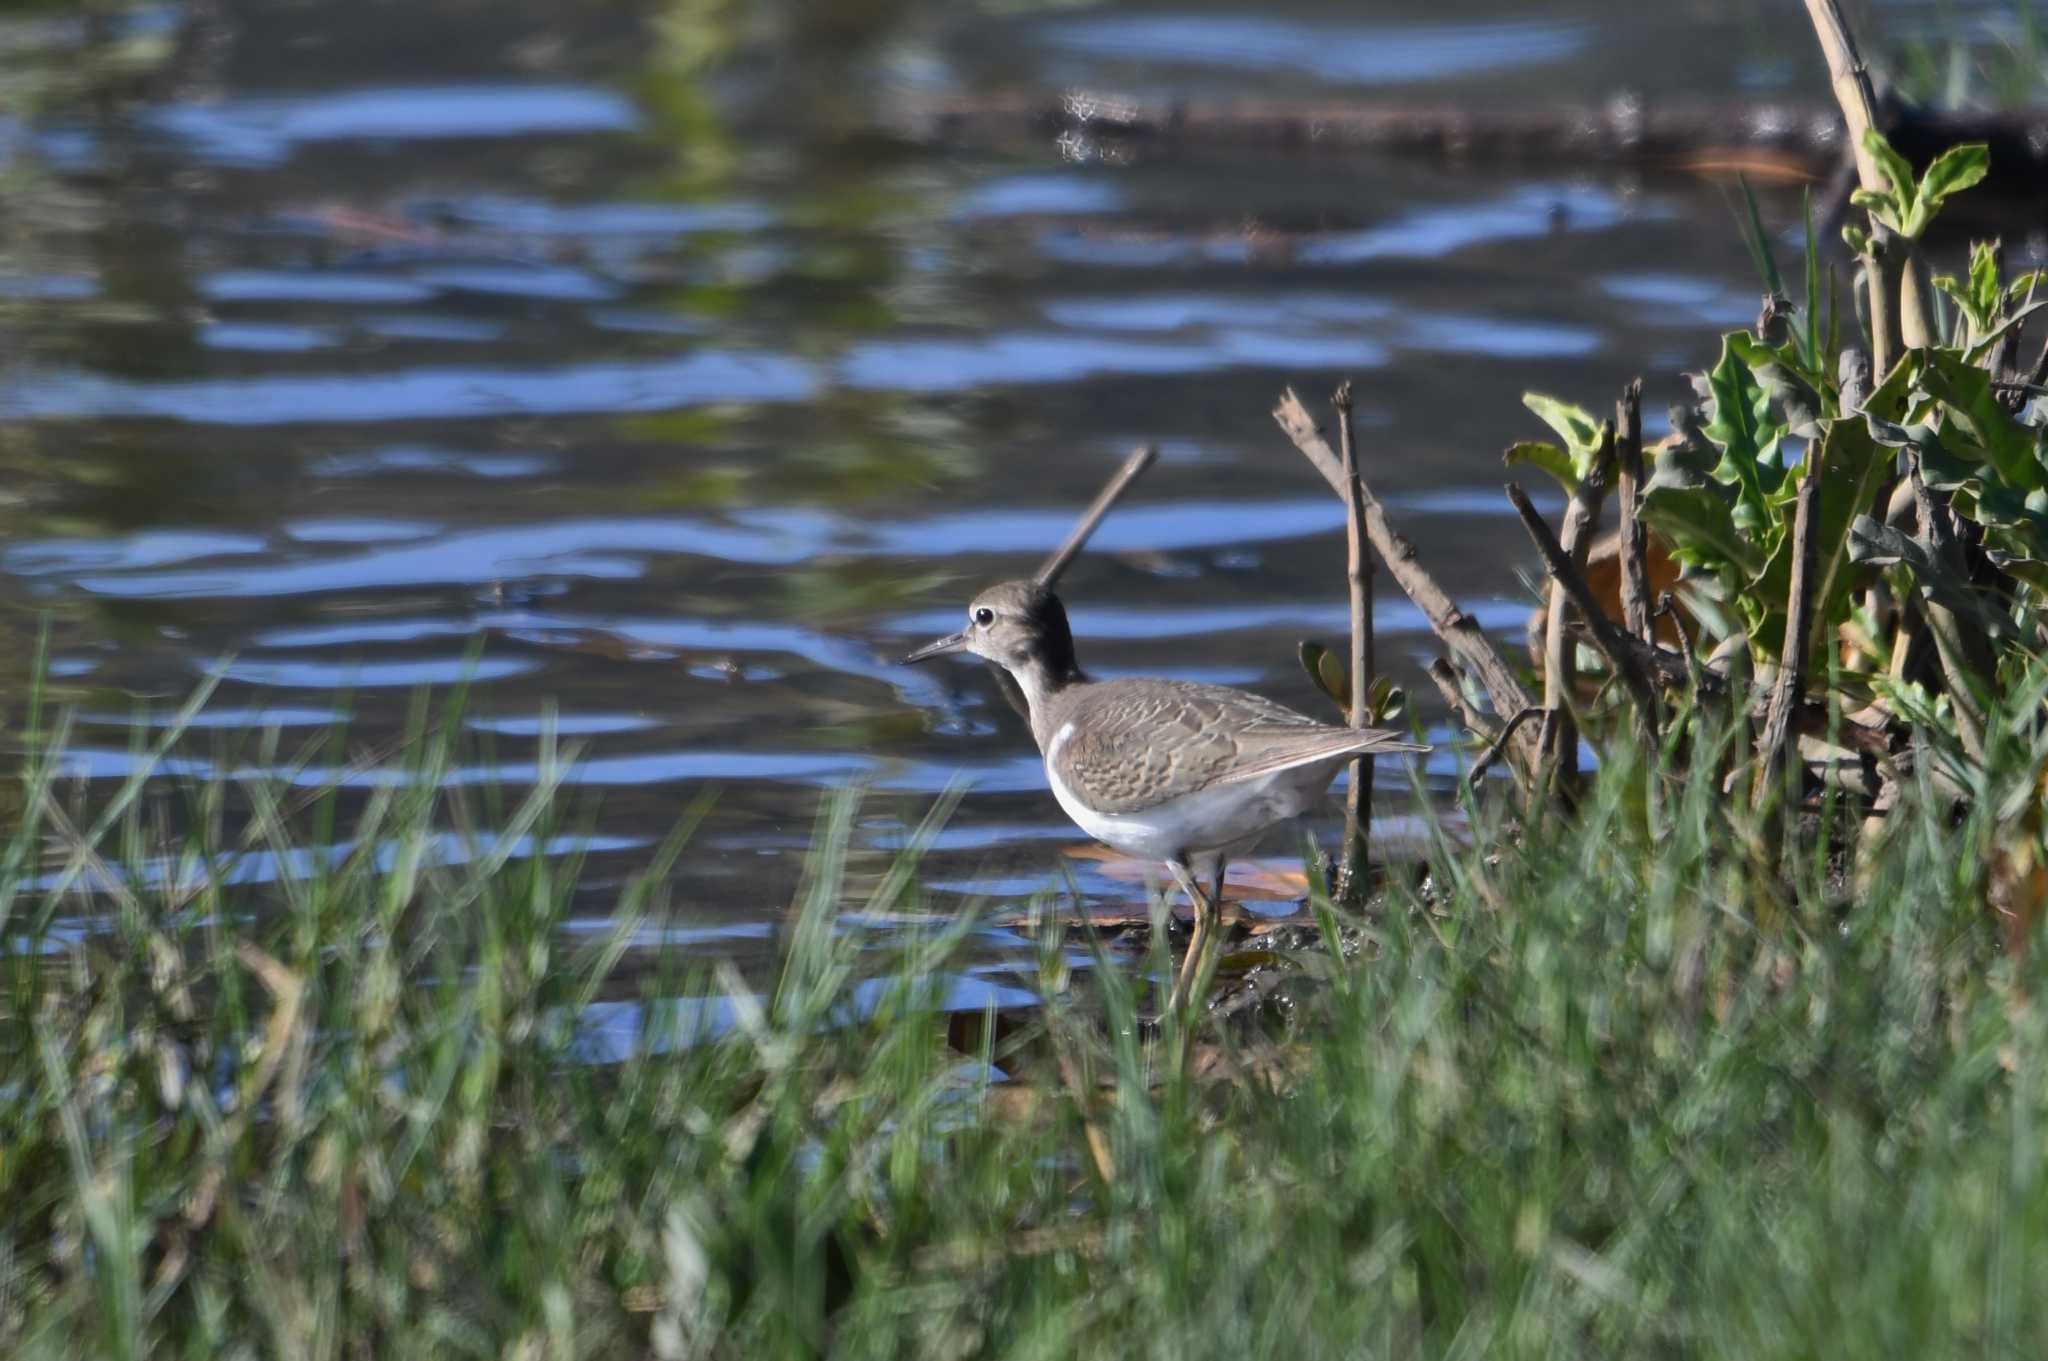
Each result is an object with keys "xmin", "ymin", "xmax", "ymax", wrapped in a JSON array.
[{"xmin": 0, "ymin": 0, "xmax": 1853, "ymax": 960}]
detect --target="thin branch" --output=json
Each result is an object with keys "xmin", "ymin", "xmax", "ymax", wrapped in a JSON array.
[
  {"xmin": 1539, "ymin": 423, "xmax": 1616, "ymax": 789},
  {"xmin": 1467, "ymin": 706, "xmax": 1544, "ymax": 792},
  {"xmin": 1507, "ymin": 481, "xmax": 1658, "ymax": 724},
  {"xmin": 1753, "ymin": 464, "xmax": 1822, "ymax": 809},
  {"xmin": 1334, "ymin": 383, "xmax": 1374, "ymax": 894},
  {"xmin": 1615, "ymin": 380, "xmax": 1653, "ymax": 643},
  {"xmin": 1802, "ymin": 0, "xmax": 1922, "ymax": 369},
  {"xmin": 1275, "ymin": 390, "xmax": 1541, "ymax": 780},
  {"xmin": 1035, "ymin": 444, "xmax": 1159, "ymax": 590},
  {"xmin": 1656, "ymin": 593, "xmax": 1706, "ymax": 696}
]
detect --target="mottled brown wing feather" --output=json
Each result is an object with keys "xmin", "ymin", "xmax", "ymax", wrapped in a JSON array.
[
  {"xmin": 1204, "ymin": 728, "xmax": 1427, "ymax": 788},
  {"xmin": 1047, "ymin": 679, "xmax": 1423, "ymax": 816}
]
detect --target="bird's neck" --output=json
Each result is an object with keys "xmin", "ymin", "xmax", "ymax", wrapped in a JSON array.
[{"xmin": 1005, "ymin": 650, "xmax": 1086, "ymax": 747}]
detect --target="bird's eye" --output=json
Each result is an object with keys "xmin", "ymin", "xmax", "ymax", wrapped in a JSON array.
[{"xmin": 973, "ymin": 607, "xmax": 995, "ymax": 626}]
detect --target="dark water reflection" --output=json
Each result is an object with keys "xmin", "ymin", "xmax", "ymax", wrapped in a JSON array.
[{"xmin": 0, "ymin": 0, "xmax": 1872, "ymax": 978}]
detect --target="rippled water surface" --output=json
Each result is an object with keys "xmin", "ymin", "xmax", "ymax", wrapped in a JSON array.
[{"xmin": 3, "ymin": 0, "xmax": 1860, "ymax": 964}]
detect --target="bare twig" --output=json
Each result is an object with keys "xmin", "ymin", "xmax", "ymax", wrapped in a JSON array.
[
  {"xmin": 1333, "ymin": 383, "xmax": 1374, "ymax": 893},
  {"xmin": 1802, "ymin": 0, "xmax": 1885, "ymax": 201},
  {"xmin": 1507, "ymin": 482, "xmax": 1658, "ymax": 724},
  {"xmin": 1753, "ymin": 465, "xmax": 1822, "ymax": 809},
  {"xmin": 1539, "ymin": 423, "xmax": 1617, "ymax": 789},
  {"xmin": 1615, "ymin": 380, "xmax": 1653, "ymax": 643},
  {"xmin": 1275, "ymin": 390, "xmax": 1541, "ymax": 780},
  {"xmin": 1467, "ymin": 706, "xmax": 1544, "ymax": 792},
  {"xmin": 1802, "ymin": 0, "xmax": 1923, "ymax": 369},
  {"xmin": 1035, "ymin": 444, "xmax": 1159, "ymax": 590},
  {"xmin": 1656, "ymin": 593, "xmax": 1706, "ymax": 696}
]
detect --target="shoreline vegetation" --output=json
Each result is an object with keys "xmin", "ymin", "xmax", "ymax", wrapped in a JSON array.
[
  {"xmin": 5, "ymin": 682, "xmax": 2048, "ymax": 1357},
  {"xmin": 7, "ymin": 1, "xmax": 2048, "ymax": 1357}
]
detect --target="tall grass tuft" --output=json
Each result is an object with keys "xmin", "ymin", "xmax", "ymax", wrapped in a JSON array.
[{"xmin": 2, "ymin": 683, "xmax": 2046, "ymax": 1358}]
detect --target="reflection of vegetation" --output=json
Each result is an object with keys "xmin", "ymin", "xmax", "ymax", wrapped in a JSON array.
[
  {"xmin": 1894, "ymin": 2, "xmax": 2048, "ymax": 108},
  {"xmin": 624, "ymin": 0, "xmax": 984, "ymax": 513},
  {"xmin": 1, "ymin": 0, "xmax": 189, "ymax": 712}
]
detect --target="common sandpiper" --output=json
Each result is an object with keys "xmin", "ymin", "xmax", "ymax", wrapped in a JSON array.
[{"xmin": 907, "ymin": 578, "xmax": 1426, "ymax": 1005}]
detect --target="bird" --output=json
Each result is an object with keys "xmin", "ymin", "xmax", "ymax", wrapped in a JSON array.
[{"xmin": 906, "ymin": 578, "xmax": 1427, "ymax": 1006}]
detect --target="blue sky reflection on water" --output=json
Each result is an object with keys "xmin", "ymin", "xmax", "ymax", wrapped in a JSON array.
[{"xmin": 2, "ymin": 0, "xmax": 1847, "ymax": 950}]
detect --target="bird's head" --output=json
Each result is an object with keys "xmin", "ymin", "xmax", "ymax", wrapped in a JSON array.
[{"xmin": 903, "ymin": 578, "xmax": 1080, "ymax": 683}]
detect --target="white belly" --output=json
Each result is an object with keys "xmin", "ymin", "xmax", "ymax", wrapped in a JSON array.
[{"xmin": 1043, "ymin": 754, "xmax": 1334, "ymax": 863}]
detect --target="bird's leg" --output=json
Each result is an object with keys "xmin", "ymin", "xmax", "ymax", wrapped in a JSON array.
[{"xmin": 1165, "ymin": 856, "xmax": 1221, "ymax": 1014}]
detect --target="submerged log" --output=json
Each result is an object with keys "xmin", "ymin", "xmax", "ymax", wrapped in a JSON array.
[{"xmin": 899, "ymin": 89, "xmax": 2048, "ymax": 198}]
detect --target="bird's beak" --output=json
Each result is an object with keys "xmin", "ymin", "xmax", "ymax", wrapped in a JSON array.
[{"xmin": 903, "ymin": 630, "xmax": 969, "ymax": 664}]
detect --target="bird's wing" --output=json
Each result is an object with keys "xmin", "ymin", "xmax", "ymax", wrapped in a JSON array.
[
  {"xmin": 1205, "ymin": 727, "xmax": 1428, "ymax": 788},
  {"xmin": 1049, "ymin": 680, "xmax": 1424, "ymax": 816}
]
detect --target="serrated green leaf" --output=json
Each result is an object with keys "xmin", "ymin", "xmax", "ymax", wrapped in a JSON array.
[
  {"xmin": 1920, "ymin": 348, "xmax": 2043, "ymax": 491},
  {"xmin": 1503, "ymin": 440, "xmax": 1579, "ymax": 492},
  {"xmin": 1520, "ymin": 393, "xmax": 1604, "ymax": 473},
  {"xmin": 1968, "ymin": 241, "xmax": 2001, "ymax": 317},
  {"xmin": 1640, "ymin": 485, "xmax": 1760, "ymax": 579},
  {"xmin": 1702, "ymin": 333, "xmax": 1786, "ymax": 520},
  {"xmin": 1918, "ymin": 142, "xmax": 1990, "ymax": 209}
]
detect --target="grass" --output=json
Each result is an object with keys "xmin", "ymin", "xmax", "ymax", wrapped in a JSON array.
[{"xmin": 2, "ymin": 679, "xmax": 2047, "ymax": 1360}]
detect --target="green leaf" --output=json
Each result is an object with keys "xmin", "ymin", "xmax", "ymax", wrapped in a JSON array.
[
  {"xmin": 1297, "ymin": 641, "xmax": 1349, "ymax": 715},
  {"xmin": 1863, "ymin": 127, "xmax": 1919, "ymax": 207},
  {"xmin": 1503, "ymin": 441, "xmax": 1579, "ymax": 492},
  {"xmin": 1968, "ymin": 240, "xmax": 2001, "ymax": 318},
  {"xmin": 1701, "ymin": 333, "xmax": 1786, "ymax": 523},
  {"xmin": 1917, "ymin": 142, "xmax": 1990, "ymax": 210},
  {"xmin": 1368, "ymin": 675, "xmax": 1406, "ymax": 725},
  {"xmin": 1640, "ymin": 485, "xmax": 1761, "ymax": 580},
  {"xmin": 1318, "ymin": 651, "xmax": 1349, "ymax": 710},
  {"xmin": 1985, "ymin": 549, "xmax": 2048, "ymax": 594},
  {"xmin": 1520, "ymin": 393, "xmax": 1604, "ymax": 476},
  {"xmin": 1734, "ymin": 174, "xmax": 1785, "ymax": 298},
  {"xmin": 1920, "ymin": 348, "xmax": 2043, "ymax": 492},
  {"xmin": 1847, "ymin": 516, "xmax": 2005, "ymax": 637},
  {"xmin": 1746, "ymin": 419, "xmax": 1889, "ymax": 661}
]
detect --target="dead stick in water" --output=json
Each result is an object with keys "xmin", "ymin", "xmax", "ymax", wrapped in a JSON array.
[
  {"xmin": 1275, "ymin": 391, "xmax": 1541, "ymax": 781},
  {"xmin": 1615, "ymin": 380, "xmax": 1653, "ymax": 644},
  {"xmin": 1507, "ymin": 482, "xmax": 1658, "ymax": 727},
  {"xmin": 1333, "ymin": 383, "xmax": 1374, "ymax": 895},
  {"xmin": 1036, "ymin": 445, "xmax": 1159, "ymax": 590}
]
